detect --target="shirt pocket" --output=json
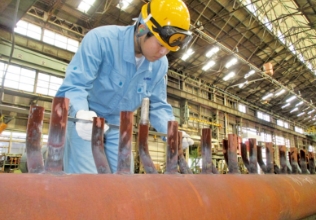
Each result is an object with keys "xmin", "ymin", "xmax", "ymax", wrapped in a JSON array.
[{"xmin": 137, "ymin": 82, "xmax": 151, "ymax": 97}]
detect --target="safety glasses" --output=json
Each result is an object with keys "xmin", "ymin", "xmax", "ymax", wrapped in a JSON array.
[{"xmin": 152, "ymin": 25, "xmax": 193, "ymax": 48}]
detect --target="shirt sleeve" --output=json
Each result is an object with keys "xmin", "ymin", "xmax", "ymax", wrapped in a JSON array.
[
  {"xmin": 149, "ymin": 68, "xmax": 175, "ymax": 135},
  {"xmin": 56, "ymin": 30, "xmax": 103, "ymax": 117}
]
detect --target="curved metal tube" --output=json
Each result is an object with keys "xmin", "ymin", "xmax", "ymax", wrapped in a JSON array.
[
  {"xmin": 92, "ymin": 117, "xmax": 111, "ymax": 174},
  {"xmin": 0, "ymin": 174, "xmax": 316, "ymax": 220},
  {"xmin": 26, "ymin": 105, "xmax": 44, "ymax": 173}
]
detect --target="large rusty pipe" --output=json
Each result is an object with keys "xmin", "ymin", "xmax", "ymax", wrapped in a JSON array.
[
  {"xmin": 26, "ymin": 105, "xmax": 44, "ymax": 173},
  {"xmin": 279, "ymin": 145, "xmax": 288, "ymax": 174},
  {"xmin": 165, "ymin": 121, "xmax": 178, "ymax": 174},
  {"xmin": 91, "ymin": 117, "xmax": 111, "ymax": 174},
  {"xmin": 1, "ymin": 174, "xmax": 316, "ymax": 220},
  {"xmin": 44, "ymin": 97, "xmax": 69, "ymax": 173},
  {"xmin": 248, "ymin": 138, "xmax": 258, "ymax": 173},
  {"xmin": 300, "ymin": 149, "xmax": 308, "ymax": 174},
  {"xmin": 226, "ymin": 134, "xmax": 240, "ymax": 174},
  {"xmin": 117, "ymin": 111, "xmax": 133, "ymax": 174}
]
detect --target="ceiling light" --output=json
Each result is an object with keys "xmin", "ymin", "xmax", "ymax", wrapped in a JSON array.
[
  {"xmin": 297, "ymin": 112, "xmax": 305, "ymax": 117},
  {"xmin": 275, "ymin": 89, "xmax": 285, "ymax": 97},
  {"xmin": 205, "ymin": 46, "xmax": 219, "ymax": 58},
  {"xmin": 225, "ymin": 58, "xmax": 238, "ymax": 68},
  {"xmin": 244, "ymin": 70, "xmax": 255, "ymax": 79},
  {"xmin": 308, "ymin": 110, "xmax": 315, "ymax": 115},
  {"xmin": 78, "ymin": 0, "xmax": 96, "ymax": 13},
  {"xmin": 262, "ymin": 93, "xmax": 273, "ymax": 100},
  {"xmin": 295, "ymin": 101, "xmax": 304, "ymax": 106},
  {"xmin": 202, "ymin": 60, "xmax": 215, "ymax": 71},
  {"xmin": 181, "ymin": 48, "xmax": 194, "ymax": 61},
  {"xmin": 290, "ymin": 107, "xmax": 298, "ymax": 113},
  {"xmin": 286, "ymin": 96, "xmax": 296, "ymax": 103},
  {"xmin": 223, "ymin": 71, "xmax": 235, "ymax": 81},
  {"xmin": 238, "ymin": 81, "xmax": 248, "ymax": 88},
  {"xmin": 116, "ymin": 0, "xmax": 133, "ymax": 10},
  {"xmin": 281, "ymin": 103, "xmax": 290, "ymax": 108}
]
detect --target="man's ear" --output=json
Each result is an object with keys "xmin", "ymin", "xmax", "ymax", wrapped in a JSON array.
[{"xmin": 137, "ymin": 24, "xmax": 148, "ymax": 37}]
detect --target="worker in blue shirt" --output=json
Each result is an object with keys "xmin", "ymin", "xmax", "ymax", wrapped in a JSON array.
[{"xmin": 56, "ymin": 0, "xmax": 194, "ymax": 173}]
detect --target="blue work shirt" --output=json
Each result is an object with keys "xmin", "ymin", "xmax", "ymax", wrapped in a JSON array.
[{"xmin": 56, "ymin": 25, "xmax": 175, "ymax": 133}]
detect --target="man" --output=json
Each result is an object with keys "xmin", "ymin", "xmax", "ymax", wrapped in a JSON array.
[{"xmin": 56, "ymin": 0, "xmax": 194, "ymax": 173}]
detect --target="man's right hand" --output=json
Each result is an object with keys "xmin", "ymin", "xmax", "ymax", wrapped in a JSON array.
[{"xmin": 75, "ymin": 110, "xmax": 97, "ymax": 141}]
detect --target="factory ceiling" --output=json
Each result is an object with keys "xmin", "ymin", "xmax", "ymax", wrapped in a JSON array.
[{"xmin": 0, "ymin": 0, "xmax": 316, "ymax": 127}]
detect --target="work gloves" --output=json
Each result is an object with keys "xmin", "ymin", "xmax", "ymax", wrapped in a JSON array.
[
  {"xmin": 75, "ymin": 110, "xmax": 109, "ymax": 141},
  {"xmin": 181, "ymin": 131, "xmax": 194, "ymax": 149}
]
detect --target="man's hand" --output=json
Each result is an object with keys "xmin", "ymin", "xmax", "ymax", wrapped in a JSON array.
[
  {"xmin": 75, "ymin": 110, "xmax": 109, "ymax": 141},
  {"xmin": 181, "ymin": 131, "xmax": 194, "ymax": 149}
]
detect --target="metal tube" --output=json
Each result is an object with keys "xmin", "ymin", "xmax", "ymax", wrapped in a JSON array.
[
  {"xmin": 138, "ymin": 123, "xmax": 157, "ymax": 174},
  {"xmin": 1, "ymin": 174, "xmax": 316, "ymax": 219},
  {"xmin": 44, "ymin": 97, "xmax": 69, "ymax": 173},
  {"xmin": 26, "ymin": 105, "xmax": 44, "ymax": 173},
  {"xmin": 227, "ymin": 134, "xmax": 240, "ymax": 174},
  {"xmin": 279, "ymin": 145, "xmax": 288, "ymax": 174},
  {"xmin": 201, "ymin": 128, "xmax": 217, "ymax": 174},
  {"xmin": 138, "ymin": 98, "xmax": 157, "ymax": 174},
  {"xmin": 178, "ymin": 131, "xmax": 192, "ymax": 174},
  {"xmin": 300, "ymin": 149, "xmax": 308, "ymax": 174},
  {"xmin": 91, "ymin": 117, "xmax": 111, "ymax": 174},
  {"xmin": 248, "ymin": 138, "xmax": 258, "ymax": 173},
  {"xmin": 290, "ymin": 147, "xmax": 299, "ymax": 174},
  {"xmin": 308, "ymin": 152, "xmax": 315, "ymax": 174},
  {"xmin": 165, "ymin": 121, "xmax": 178, "ymax": 174},
  {"xmin": 241, "ymin": 141, "xmax": 250, "ymax": 171},
  {"xmin": 257, "ymin": 144, "xmax": 267, "ymax": 173},
  {"xmin": 265, "ymin": 142, "xmax": 274, "ymax": 174},
  {"xmin": 117, "ymin": 111, "xmax": 133, "ymax": 174}
]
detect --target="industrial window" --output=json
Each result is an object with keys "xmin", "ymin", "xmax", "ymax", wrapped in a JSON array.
[
  {"xmin": 257, "ymin": 111, "xmax": 270, "ymax": 122},
  {"xmin": 43, "ymin": 29, "xmax": 79, "ymax": 53},
  {"xmin": 277, "ymin": 119, "xmax": 283, "ymax": 127},
  {"xmin": 0, "ymin": 62, "xmax": 35, "ymax": 92},
  {"xmin": 14, "ymin": 20, "xmax": 42, "ymax": 41},
  {"xmin": 294, "ymin": 126, "xmax": 304, "ymax": 134},
  {"xmin": 284, "ymin": 122, "xmax": 289, "ymax": 129},
  {"xmin": 36, "ymin": 73, "xmax": 63, "ymax": 97},
  {"xmin": 238, "ymin": 103, "xmax": 246, "ymax": 113},
  {"xmin": 276, "ymin": 135, "xmax": 284, "ymax": 145}
]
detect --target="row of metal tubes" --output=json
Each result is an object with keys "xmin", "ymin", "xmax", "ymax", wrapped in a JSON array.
[
  {"xmin": 223, "ymin": 134, "xmax": 316, "ymax": 174},
  {"xmin": 26, "ymin": 97, "xmax": 196, "ymax": 174}
]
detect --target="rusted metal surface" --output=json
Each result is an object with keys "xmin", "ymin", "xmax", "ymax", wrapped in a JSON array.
[
  {"xmin": 241, "ymin": 139, "xmax": 257, "ymax": 174},
  {"xmin": 279, "ymin": 145, "xmax": 288, "ymax": 174},
  {"xmin": 138, "ymin": 123, "xmax": 157, "ymax": 174},
  {"xmin": 225, "ymin": 134, "xmax": 240, "ymax": 174},
  {"xmin": 265, "ymin": 142, "xmax": 274, "ymax": 174},
  {"xmin": 26, "ymin": 105, "xmax": 44, "ymax": 173},
  {"xmin": 201, "ymin": 128, "xmax": 217, "ymax": 174},
  {"xmin": 241, "ymin": 141, "xmax": 250, "ymax": 172},
  {"xmin": 165, "ymin": 121, "xmax": 178, "ymax": 174},
  {"xmin": 309, "ymin": 152, "xmax": 315, "ymax": 174},
  {"xmin": 117, "ymin": 111, "xmax": 133, "ymax": 174},
  {"xmin": 300, "ymin": 149, "xmax": 308, "ymax": 174},
  {"xmin": 91, "ymin": 117, "xmax": 111, "ymax": 174},
  {"xmin": 248, "ymin": 138, "xmax": 258, "ymax": 173},
  {"xmin": 290, "ymin": 147, "xmax": 299, "ymax": 174},
  {"xmin": 178, "ymin": 131, "xmax": 192, "ymax": 174},
  {"xmin": 1, "ymin": 174, "xmax": 316, "ymax": 220},
  {"xmin": 44, "ymin": 97, "xmax": 69, "ymax": 173}
]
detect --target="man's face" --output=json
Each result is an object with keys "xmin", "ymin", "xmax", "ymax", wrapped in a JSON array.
[{"xmin": 140, "ymin": 34, "xmax": 170, "ymax": 62}]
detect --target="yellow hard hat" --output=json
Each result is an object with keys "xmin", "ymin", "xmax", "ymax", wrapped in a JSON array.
[{"xmin": 141, "ymin": 0, "xmax": 192, "ymax": 52}]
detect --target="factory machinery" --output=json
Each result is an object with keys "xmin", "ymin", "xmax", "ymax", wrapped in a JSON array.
[{"xmin": 1, "ymin": 97, "xmax": 316, "ymax": 220}]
